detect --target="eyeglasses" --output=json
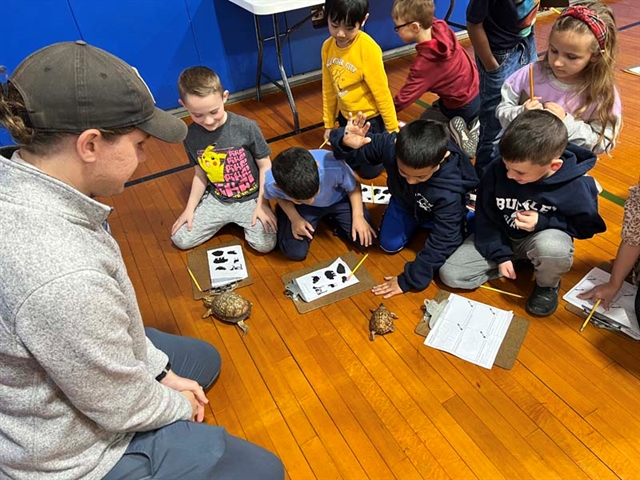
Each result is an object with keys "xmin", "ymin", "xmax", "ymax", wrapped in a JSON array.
[{"xmin": 393, "ymin": 21, "xmax": 417, "ymax": 32}]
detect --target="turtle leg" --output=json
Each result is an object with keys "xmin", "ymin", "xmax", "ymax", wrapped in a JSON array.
[
  {"xmin": 202, "ymin": 309, "xmax": 213, "ymax": 319},
  {"xmin": 237, "ymin": 321, "xmax": 249, "ymax": 337},
  {"xmin": 389, "ymin": 324, "xmax": 396, "ymax": 332},
  {"xmin": 369, "ymin": 331, "xmax": 375, "ymax": 341}
]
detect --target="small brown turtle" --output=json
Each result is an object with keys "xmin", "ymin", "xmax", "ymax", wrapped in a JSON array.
[
  {"xmin": 202, "ymin": 291, "xmax": 252, "ymax": 337},
  {"xmin": 369, "ymin": 303, "xmax": 398, "ymax": 341}
]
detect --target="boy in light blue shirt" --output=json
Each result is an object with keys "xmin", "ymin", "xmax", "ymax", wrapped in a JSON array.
[{"xmin": 264, "ymin": 147, "xmax": 376, "ymax": 260}]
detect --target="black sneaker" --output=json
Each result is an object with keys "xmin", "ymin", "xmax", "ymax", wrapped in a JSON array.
[
  {"xmin": 526, "ymin": 282, "xmax": 560, "ymax": 317},
  {"xmin": 449, "ymin": 116, "xmax": 478, "ymax": 158}
]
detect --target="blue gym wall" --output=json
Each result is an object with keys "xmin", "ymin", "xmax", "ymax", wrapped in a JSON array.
[{"xmin": 0, "ymin": 0, "xmax": 468, "ymax": 146}]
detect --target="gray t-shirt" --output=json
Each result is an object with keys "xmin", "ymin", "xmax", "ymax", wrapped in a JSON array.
[{"xmin": 183, "ymin": 112, "xmax": 271, "ymax": 203}]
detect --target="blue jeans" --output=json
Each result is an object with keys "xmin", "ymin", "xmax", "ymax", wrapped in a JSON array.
[
  {"xmin": 474, "ymin": 34, "xmax": 538, "ymax": 177},
  {"xmin": 378, "ymin": 197, "xmax": 435, "ymax": 253},
  {"xmin": 104, "ymin": 329, "xmax": 284, "ymax": 480},
  {"xmin": 276, "ymin": 194, "xmax": 375, "ymax": 261}
]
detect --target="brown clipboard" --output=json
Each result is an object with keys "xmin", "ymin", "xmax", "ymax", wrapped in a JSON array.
[
  {"xmin": 281, "ymin": 252, "xmax": 376, "ymax": 314},
  {"xmin": 415, "ymin": 290, "xmax": 530, "ymax": 370},
  {"xmin": 186, "ymin": 240, "xmax": 254, "ymax": 300}
]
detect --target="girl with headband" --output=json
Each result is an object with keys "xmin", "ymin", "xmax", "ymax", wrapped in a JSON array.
[{"xmin": 496, "ymin": 1, "xmax": 621, "ymax": 154}]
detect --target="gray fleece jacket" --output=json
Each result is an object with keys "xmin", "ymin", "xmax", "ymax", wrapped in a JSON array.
[{"xmin": 0, "ymin": 149, "xmax": 192, "ymax": 479}]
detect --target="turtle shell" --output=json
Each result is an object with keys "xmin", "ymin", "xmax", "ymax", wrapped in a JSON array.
[
  {"xmin": 207, "ymin": 292, "xmax": 252, "ymax": 323},
  {"xmin": 369, "ymin": 303, "xmax": 398, "ymax": 341}
]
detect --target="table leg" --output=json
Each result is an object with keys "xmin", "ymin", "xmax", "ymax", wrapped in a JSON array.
[
  {"xmin": 253, "ymin": 15, "xmax": 264, "ymax": 102},
  {"xmin": 272, "ymin": 13, "xmax": 300, "ymax": 133}
]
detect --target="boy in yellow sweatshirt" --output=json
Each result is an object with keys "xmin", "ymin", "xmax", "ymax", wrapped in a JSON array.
[{"xmin": 322, "ymin": 0, "xmax": 399, "ymax": 178}]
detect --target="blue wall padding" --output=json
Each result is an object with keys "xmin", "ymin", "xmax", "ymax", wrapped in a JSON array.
[{"xmin": 0, "ymin": 0, "xmax": 469, "ymax": 145}]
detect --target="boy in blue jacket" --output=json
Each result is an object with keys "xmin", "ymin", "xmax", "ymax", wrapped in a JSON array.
[
  {"xmin": 440, "ymin": 110, "xmax": 606, "ymax": 316},
  {"xmin": 331, "ymin": 114, "xmax": 478, "ymax": 299}
]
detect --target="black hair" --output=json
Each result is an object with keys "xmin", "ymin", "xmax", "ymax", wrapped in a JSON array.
[
  {"xmin": 395, "ymin": 119, "xmax": 449, "ymax": 169},
  {"xmin": 325, "ymin": 0, "xmax": 369, "ymax": 27},
  {"xmin": 499, "ymin": 110, "xmax": 568, "ymax": 165},
  {"xmin": 272, "ymin": 147, "xmax": 320, "ymax": 200}
]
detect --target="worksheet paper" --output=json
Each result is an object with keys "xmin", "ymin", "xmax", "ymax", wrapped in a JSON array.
[
  {"xmin": 563, "ymin": 267, "xmax": 639, "ymax": 339},
  {"xmin": 424, "ymin": 294, "xmax": 513, "ymax": 369},
  {"xmin": 207, "ymin": 245, "xmax": 249, "ymax": 288},
  {"xmin": 360, "ymin": 184, "xmax": 391, "ymax": 204},
  {"xmin": 293, "ymin": 257, "xmax": 359, "ymax": 302}
]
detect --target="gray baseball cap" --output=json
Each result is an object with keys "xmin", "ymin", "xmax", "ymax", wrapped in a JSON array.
[{"xmin": 9, "ymin": 40, "xmax": 187, "ymax": 143}]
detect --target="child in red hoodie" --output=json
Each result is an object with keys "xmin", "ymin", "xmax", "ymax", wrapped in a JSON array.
[{"xmin": 392, "ymin": 0, "xmax": 480, "ymax": 157}]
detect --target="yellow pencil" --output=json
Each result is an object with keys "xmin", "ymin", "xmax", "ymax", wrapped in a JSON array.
[
  {"xmin": 580, "ymin": 299, "xmax": 602, "ymax": 332},
  {"xmin": 347, "ymin": 253, "xmax": 369, "ymax": 280},
  {"xmin": 551, "ymin": 7, "xmax": 563, "ymax": 14},
  {"xmin": 529, "ymin": 63, "xmax": 535, "ymax": 99},
  {"xmin": 187, "ymin": 266, "xmax": 203, "ymax": 292},
  {"xmin": 319, "ymin": 138, "xmax": 329, "ymax": 149},
  {"xmin": 478, "ymin": 284, "xmax": 525, "ymax": 299}
]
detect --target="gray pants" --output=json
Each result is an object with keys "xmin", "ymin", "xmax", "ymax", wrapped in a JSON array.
[
  {"xmin": 439, "ymin": 229, "xmax": 574, "ymax": 289},
  {"xmin": 172, "ymin": 192, "xmax": 276, "ymax": 253}
]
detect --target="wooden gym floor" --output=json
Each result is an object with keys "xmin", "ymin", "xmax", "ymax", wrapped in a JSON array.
[{"xmin": 100, "ymin": 1, "xmax": 639, "ymax": 478}]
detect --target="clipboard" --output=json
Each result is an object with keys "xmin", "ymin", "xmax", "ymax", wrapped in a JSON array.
[
  {"xmin": 186, "ymin": 240, "xmax": 254, "ymax": 300},
  {"xmin": 414, "ymin": 290, "xmax": 530, "ymax": 370},
  {"xmin": 281, "ymin": 252, "xmax": 376, "ymax": 314}
]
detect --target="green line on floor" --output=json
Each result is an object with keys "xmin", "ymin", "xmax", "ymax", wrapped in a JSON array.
[
  {"xmin": 600, "ymin": 189, "xmax": 625, "ymax": 207},
  {"xmin": 415, "ymin": 99, "xmax": 430, "ymax": 109}
]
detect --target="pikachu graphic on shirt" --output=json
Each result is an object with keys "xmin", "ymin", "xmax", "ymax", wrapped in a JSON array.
[{"xmin": 197, "ymin": 145, "xmax": 226, "ymax": 183}]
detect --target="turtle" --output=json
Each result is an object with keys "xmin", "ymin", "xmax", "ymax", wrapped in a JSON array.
[
  {"xmin": 369, "ymin": 303, "xmax": 398, "ymax": 341},
  {"xmin": 202, "ymin": 291, "xmax": 252, "ymax": 337}
]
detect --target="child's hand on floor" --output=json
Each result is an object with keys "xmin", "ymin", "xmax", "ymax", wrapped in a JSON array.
[
  {"xmin": 342, "ymin": 111, "xmax": 372, "ymax": 149},
  {"xmin": 291, "ymin": 218, "xmax": 315, "ymax": 241},
  {"xmin": 372, "ymin": 276, "xmax": 402, "ymax": 299},
  {"xmin": 514, "ymin": 210, "xmax": 538, "ymax": 232},
  {"xmin": 351, "ymin": 215, "xmax": 377, "ymax": 247},
  {"xmin": 499, "ymin": 260, "xmax": 517, "ymax": 280}
]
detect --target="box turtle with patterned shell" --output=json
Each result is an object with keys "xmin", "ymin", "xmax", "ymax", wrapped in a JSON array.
[
  {"xmin": 202, "ymin": 291, "xmax": 251, "ymax": 337},
  {"xmin": 369, "ymin": 303, "xmax": 398, "ymax": 341}
]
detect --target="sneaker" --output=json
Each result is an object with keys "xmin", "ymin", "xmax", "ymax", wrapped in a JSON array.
[
  {"xmin": 449, "ymin": 116, "xmax": 477, "ymax": 158},
  {"xmin": 526, "ymin": 282, "xmax": 560, "ymax": 317}
]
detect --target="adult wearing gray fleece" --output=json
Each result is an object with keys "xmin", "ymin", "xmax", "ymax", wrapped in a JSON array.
[{"xmin": 0, "ymin": 42, "xmax": 284, "ymax": 479}]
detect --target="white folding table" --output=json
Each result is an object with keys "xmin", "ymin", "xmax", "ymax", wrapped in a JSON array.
[{"xmin": 228, "ymin": 0, "xmax": 323, "ymax": 133}]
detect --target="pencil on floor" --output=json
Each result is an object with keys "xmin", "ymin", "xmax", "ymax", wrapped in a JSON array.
[
  {"xmin": 478, "ymin": 284, "xmax": 525, "ymax": 299},
  {"xmin": 187, "ymin": 266, "xmax": 203, "ymax": 292},
  {"xmin": 580, "ymin": 299, "xmax": 602, "ymax": 332}
]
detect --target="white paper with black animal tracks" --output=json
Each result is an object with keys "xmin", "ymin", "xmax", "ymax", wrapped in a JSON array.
[
  {"xmin": 207, "ymin": 245, "xmax": 248, "ymax": 288},
  {"xmin": 293, "ymin": 257, "xmax": 359, "ymax": 302},
  {"xmin": 361, "ymin": 184, "xmax": 391, "ymax": 204}
]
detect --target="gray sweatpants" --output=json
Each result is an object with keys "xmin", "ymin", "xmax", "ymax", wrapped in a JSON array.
[
  {"xmin": 172, "ymin": 192, "xmax": 276, "ymax": 253},
  {"xmin": 439, "ymin": 229, "xmax": 574, "ymax": 289}
]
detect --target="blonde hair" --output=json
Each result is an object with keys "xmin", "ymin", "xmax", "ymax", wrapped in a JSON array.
[
  {"xmin": 391, "ymin": 0, "xmax": 434, "ymax": 29},
  {"xmin": 545, "ymin": 1, "xmax": 619, "ymax": 151},
  {"xmin": 178, "ymin": 66, "xmax": 224, "ymax": 100}
]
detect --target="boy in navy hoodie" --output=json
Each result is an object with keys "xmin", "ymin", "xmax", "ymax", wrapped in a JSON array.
[
  {"xmin": 331, "ymin": 114, "xmax": 478, "ymax": 299},
  {"xmin": 440, "ymin": 110, "xmax": 606, "ymax": 316}
]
